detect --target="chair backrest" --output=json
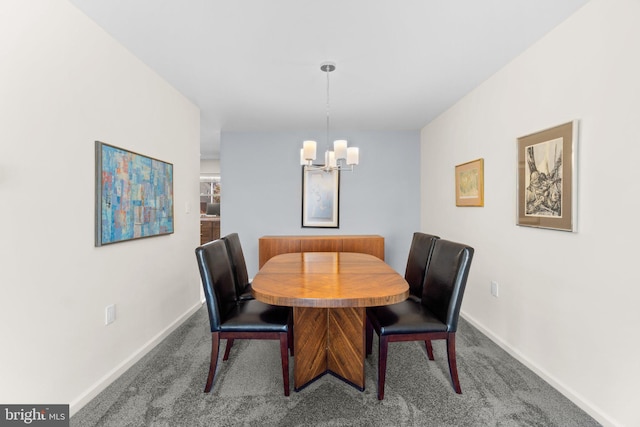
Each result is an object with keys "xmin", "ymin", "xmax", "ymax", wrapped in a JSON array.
[
  {"xmin": 222, "ymin": 233, "xmax": 250, "ymax": 298},
  {"xmin": 404, "ymin": 233, "xmax": 440, "ymax": 298},
  {"xmin": 195, "ymin": 239, "xmax": 238, "ymax": 332},
  {"xmin": 421, "ymin": 239, "xmax": 474, "ymax": 332}
]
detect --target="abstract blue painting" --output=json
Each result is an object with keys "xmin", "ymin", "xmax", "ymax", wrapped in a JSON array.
[{"xmin": 95, "ymin": 141, "xmax": 174, "ymax": 246}]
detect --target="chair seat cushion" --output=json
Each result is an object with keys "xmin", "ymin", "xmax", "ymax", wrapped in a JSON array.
[
  {"xmin": 368, "ymin": 299, "xmax": 447, "ymax": 336},
  {"xmin": 220, "ymin": 300, "xmax": 289, "ymax": 333}
]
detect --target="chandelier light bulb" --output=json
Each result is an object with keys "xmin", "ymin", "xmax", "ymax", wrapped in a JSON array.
[
  {"xmin": 303, "ymin": 140, "xmax": 317, "ymax": 161},
  {"xmin": 334, "ymin": 140, "xmax": 348, "ymax": 160},
  {"xmin": 347, "ymin": 147, "xmax": 359, "ymax": 165}
]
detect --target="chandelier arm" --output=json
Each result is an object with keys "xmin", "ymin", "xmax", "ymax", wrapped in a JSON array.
[{"xmin": 303, "ymin": 164, "xmax": 353, "ymax": 173}]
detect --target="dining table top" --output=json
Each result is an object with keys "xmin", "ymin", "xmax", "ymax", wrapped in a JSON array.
[{"xmin": 252, "ymin": 252, "xmax": 409, "ymax": 308}]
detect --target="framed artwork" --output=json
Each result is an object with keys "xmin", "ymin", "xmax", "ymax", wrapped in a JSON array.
[
  {"xmin": 517, "ymin": 120, "xmax": 578, "ymax": 232},
  {"xmin": 455, "ymin": 158, "xmax": 484, "ymax": 207},
  {"xmin": 95, "ymin": 141, "xmax": 174, "ymax": 246},
  {"xmin": 302, "ymin": 167, "xmax": 340, "ymax": 228}
]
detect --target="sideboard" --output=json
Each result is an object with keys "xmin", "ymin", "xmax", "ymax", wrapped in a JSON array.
[
  {"xmin": 258, "ymin": 235, "xmax": 384, "ymax": 268},
  {"xmin": 200, "ymin": 217, "xmax": 220, "ymax": 245}
]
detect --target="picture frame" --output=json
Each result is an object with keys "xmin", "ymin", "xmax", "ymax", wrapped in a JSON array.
[
  {"xmin": 95, "ymin": 141, "xmax": 174, "ymax": 246},
  {"xmin": 302, "ymin": 167, "xmax": 340, "ymax": 228},
  {"xmin": 517, "ymin": 120, "xmax": 578, "ymax": 232},
  {"xmin": 455, "ymin": 158, "xmax": 484, "ymax": 207}
]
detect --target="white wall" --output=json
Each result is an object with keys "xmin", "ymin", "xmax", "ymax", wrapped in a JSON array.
[
  {"xmin": 200, "ymin": 159, "xmax": 220, "ymax": 175},
  {"xmin": 0, "ymin": 0, "xmax": 202, "ymax": 415},
  {"xmin": 420, "ymin": 1, "xmax": 639, "ymax": 426},
  {"xmin": 221, "ymin": 130, "xmax": 420, "ymax": 277}
]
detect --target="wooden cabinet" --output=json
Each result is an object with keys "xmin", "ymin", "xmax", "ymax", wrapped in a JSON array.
[
  {"xmin": 200, "ymin": 217, "xmax": 220, "ymax": 245},
  {"xmin": 258, "ymin": 235, "xmax": 384, "ymax": 268}
]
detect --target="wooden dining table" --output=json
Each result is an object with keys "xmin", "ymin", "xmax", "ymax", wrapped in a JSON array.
[{"xmin": 252, "ymin": 252, "xmax": 409, "ymax": 391}]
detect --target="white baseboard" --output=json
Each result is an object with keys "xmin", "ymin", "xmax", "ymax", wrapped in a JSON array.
[
  {"xmin": 69, "ymin": 301, "xmax": 203, "ymax": 417},
  {"xmin": 461, "ymin": 311, "xmax": 618, "ymax": 427}
]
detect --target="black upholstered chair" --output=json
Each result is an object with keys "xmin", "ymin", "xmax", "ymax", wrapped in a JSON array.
[
  {"xmin": 195, "ymin": 239, "xmax": 291, "ymax": 396},
  {"xmin": 404, "ymin": 233, "xmax": 441, "ymax": 299},
  {"xmin": 366, "ymin": 232, "xmax": 439, "ymax": 355},
  {"xmin": 367, "ymin": 239, "xmax": 474, "ymax": 400},
  {"xmin": 222, "ymin": 233, "xmax": 254, "ymax": 301}
]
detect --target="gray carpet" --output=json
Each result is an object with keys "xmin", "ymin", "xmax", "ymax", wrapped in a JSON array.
[{"xmin": 71, "ymin": 305, "xmax": 600, "ymax": 426}]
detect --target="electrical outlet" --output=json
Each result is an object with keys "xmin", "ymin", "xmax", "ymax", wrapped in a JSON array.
[
  {"xmin": 490, "ymin": 281, "xmax": 499, "ymax": 298},
  {"xmin": 105, "ymin": 304, "xmax": 116, "ymax": 325}
]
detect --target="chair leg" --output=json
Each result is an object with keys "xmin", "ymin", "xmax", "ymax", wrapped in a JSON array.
[
  {"xmin": 446, "ymin": 332, "xmax": 462, "ymax": 394},
  {"xmin": 279, "ymin": 333, "xmax": 290, "ymax": 396},
  {"xmin": 223, "ymin": 338, "xmax": 234, "ymax": 361},
  {"xmin": 204, "ymin": 332, "xmax": 220, "ymax": 393},
  {"xmin": 365, "ymin": 317, "xmax": 373, "ymax": 356},
  {"xmin": 288, "ymin": 313, "xmax": 294, "ymax": 356},
  {"xmin": 425, "ymin": 340, "xmax": 434, "ymax": 360},
  {"xmin": 377, "ymin": 335, "xmax": 389, "ymax": 400}
]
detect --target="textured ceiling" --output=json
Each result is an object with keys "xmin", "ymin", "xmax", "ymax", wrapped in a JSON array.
[{"xmin": 69, "ymin": 0, "xmax": 590, "ymax": 159}]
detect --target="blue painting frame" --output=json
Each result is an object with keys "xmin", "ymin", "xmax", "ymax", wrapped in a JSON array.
[{"xmin": 95, "ymin": 141, "xmax": 174, "ymax": 246}]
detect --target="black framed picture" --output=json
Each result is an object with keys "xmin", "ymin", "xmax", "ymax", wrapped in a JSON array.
[{"xmin": 301, "ymin": 167, "xmax": 339, "ymax": 228}]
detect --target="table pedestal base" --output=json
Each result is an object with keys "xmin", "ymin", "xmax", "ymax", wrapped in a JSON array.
[{"xmin": 293, "ymin": 306, "xmax": 365, "ymax": 391}]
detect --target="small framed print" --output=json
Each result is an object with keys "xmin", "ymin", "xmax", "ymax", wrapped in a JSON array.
[
  {"xmin": 302, "ymin": 167, "xmax": 339, "ymax": 228},
  {"xmin": 517, "ymin": 120, "xmax": 578, "ymax": 232},
  {"xmin": 455, "ymin": 158, "xmax": 484, "ymax": 207}
]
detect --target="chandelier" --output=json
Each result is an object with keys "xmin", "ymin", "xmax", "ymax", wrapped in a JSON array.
[{"xmin": 300, "ymin": 62, "xmax": 359, "ymax": 172}]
